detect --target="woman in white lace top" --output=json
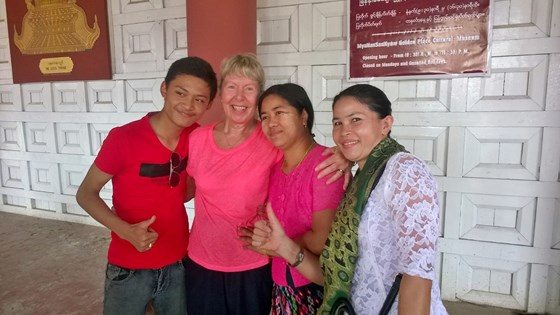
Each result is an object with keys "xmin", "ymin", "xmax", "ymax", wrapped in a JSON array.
[
  {"xmin": 252, "ymin": 84, "xmax": 448, "ymax": 314},
  {"xmin": 347, "ymin": 149, "xmax": 448, "ymax": 314}
]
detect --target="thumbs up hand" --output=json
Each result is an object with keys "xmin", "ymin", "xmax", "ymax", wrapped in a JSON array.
[
  {"xmin": 251, "ymin": 203, "xmax": 289, "ymax": 256},
  {"xmin": 123, "ymin": 215, "xmax": 159, "ymax": 252}
]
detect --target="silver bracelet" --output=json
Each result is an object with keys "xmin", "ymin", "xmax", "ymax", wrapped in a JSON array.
[{"xmin": 288, "ymin": 247, "xmax": 305, "ymax": 267}]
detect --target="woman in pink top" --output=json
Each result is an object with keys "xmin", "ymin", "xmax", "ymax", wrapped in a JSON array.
[
  {"xmin": 257, "ymin": 83, "xmax": 345, "ymax": 314},
  {"xmin": 185, "ymin": 54, "xmax": 349, "ymax": 315}
]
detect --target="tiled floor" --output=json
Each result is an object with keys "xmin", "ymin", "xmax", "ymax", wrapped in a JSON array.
[
  {"xmin": 0, "ymin": 211, "xmax": 107, "ymax": 314},
  {"xmin": 0, "ymin": 211, "xmax": 521, "ymax": 315}
]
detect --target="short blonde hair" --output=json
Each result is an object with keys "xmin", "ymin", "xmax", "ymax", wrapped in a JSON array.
[{"xmin": 220, "ymin": 53, "xmax": 265, "ymax": 93}]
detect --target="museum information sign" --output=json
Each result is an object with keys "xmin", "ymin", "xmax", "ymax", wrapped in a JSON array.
[{"xmin": 349, "ymin": 0, "xmax": 490, "ymax": 79}]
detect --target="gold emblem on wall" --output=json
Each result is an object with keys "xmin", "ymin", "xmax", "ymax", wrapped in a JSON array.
[{"xmin": 14, "ymin": 0, "xmax": 100, "ymax": 55}]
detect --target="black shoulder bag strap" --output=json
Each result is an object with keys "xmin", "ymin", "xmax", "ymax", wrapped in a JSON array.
[
  {"xmin": 378, "ymin": 273, "xmax": 403, "ymax": 315},
  {"xmin": 331, "ymin": 163, "xmax": 388, "ymax": 315}
]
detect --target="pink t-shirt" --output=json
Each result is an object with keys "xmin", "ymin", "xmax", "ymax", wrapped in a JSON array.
[
  {"xmin": 187, "ymin": 121, "xmax": 282, "ymax": 272},
  {"xmin": 269, "ymin": 145, "xmax": 345, "ymax": 287}
]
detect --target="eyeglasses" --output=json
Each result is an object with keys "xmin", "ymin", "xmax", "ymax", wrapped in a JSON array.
[{"xmin": 169, "ymin": 152, "xmax": 181, "ymax": 187}]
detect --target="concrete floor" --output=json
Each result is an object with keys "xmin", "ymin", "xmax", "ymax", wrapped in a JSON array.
[{"xmin": 0, "ymin": 211, "xmax": 522, "ymax": 315}]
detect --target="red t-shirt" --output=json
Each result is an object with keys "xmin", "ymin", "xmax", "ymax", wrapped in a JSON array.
[{"xmin": 95, "ymin": 114, "xmax": 198, "ymax": 269}]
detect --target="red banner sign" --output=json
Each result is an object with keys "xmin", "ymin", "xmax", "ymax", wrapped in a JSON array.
[{"xmin": 349, "ymin": 0, "xmax": 490, "ymax": 79}]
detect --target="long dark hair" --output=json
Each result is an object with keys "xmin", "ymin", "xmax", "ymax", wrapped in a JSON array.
[
  {"xmin": 258, "ymin": 83, "xmax": 314, "ymax": 136},
  {"xmin": 332, "ymin": 84, "xmax": 392, "ymax": 119}
]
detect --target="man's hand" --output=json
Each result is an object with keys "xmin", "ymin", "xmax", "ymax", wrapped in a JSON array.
[{"xmin": 120, "ymin": 215, "xmax": 159, "ymax": 252}]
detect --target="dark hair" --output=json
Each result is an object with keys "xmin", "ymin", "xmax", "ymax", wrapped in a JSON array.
[
  {"xmin": 332, "ymin": 84, "xmax": 392, "ymax": 118},
  {"xmin": 164, "ymin": 56, "xmax": 218, "ymax": 102},
  {"xmin": 258, "ymin": 83, "xmax": 314, "ymax": 136}
]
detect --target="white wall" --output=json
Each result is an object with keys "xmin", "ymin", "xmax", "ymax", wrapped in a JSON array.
[
  {"xmin": 0, "ymin": 0, "xmax": 186, "ymax": 224},
  {"xmin": 0, "ymin": 0, "xmax": 559, "ymax": 313},
  {"xmin": 256, "ymin": 2, "xmax": 560, "ymax": 311}
]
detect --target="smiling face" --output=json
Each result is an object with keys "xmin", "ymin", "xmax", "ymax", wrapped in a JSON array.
[
  {"xmin": 220, "ymin": 74, "xmax": 260, "ymax": 126},
  {"xmin": 332, "ymin": 96, "xmax": 393, "ymax": 169},
  {"xmin": 160, "ymin": 74, "xmax": 212, "ymax": 129},
  {"xmin": 260, "ymin": 94, "xmax": 308, "ymax": 151}
]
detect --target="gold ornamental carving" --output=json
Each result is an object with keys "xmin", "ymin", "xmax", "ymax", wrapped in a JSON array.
[{"xmin": 14, "ymin": 0, "xmax": 100, "ymax": 55}]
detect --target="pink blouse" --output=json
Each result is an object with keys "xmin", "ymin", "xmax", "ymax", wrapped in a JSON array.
[{"xmin": 268, "ymin": 145, "xmax": 345, "ymax": 287}]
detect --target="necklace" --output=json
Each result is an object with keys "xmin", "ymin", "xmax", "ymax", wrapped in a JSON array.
[
  {"xmin": 223, "ymin": 132, "xmax": 240, "ymax": 149},
  {"xmin": 221, "ymin": 123, "xmax": 255, "ymax": 149},
  {"xmin": 282, "ymin": 141, "xmax": 316, "ymax": 173}
]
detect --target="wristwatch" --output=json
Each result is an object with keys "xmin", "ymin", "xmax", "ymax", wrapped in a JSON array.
[{"xmin": 289, "ymin": 247, "xmax": 305, "ymax": 267}]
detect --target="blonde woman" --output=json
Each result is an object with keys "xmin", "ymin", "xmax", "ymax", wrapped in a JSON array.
[{"xmin": 185, "ymin": 54, "xmax": 349, "ymax": 315}]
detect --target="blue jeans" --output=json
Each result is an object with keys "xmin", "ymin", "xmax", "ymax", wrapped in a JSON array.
[{"xmin": 103, "ymin": 258, "xmax": 187, "ymax": 315}]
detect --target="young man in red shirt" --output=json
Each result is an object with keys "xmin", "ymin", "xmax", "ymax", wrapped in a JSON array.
[{"xmin": 76, "ymin": 56, "xmax": 217, "ymax": 315}]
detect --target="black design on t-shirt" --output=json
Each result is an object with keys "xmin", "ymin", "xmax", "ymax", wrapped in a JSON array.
[{"xmin": 138, "ymin": 156, "xmax": 187, "ymax": 178}]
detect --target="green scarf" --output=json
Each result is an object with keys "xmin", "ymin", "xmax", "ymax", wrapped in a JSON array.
[{"xmin": 319, "ymin": 137, "xmax": 407, "ymax": 314}]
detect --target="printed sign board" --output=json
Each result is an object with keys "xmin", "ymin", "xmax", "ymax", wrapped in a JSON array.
[{"xmin": 349, "ymin": 0, "xmax": 491, "ymax": 80}]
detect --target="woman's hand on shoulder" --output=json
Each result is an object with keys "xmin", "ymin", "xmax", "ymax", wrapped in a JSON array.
[{"xmin": 315, "ymin": 147, "xmax": 351, "ymax": 188}]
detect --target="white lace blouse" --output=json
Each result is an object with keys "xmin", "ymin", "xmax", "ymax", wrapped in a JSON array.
[{"xmin": 350, "ymin": 152, "xmax": 448, "ymax": 315}]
